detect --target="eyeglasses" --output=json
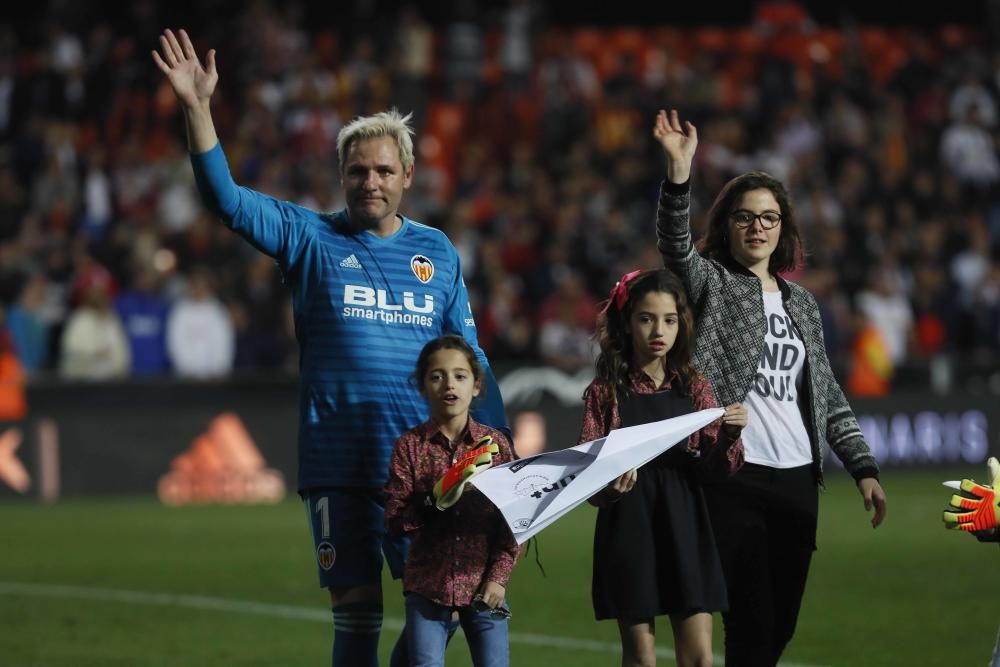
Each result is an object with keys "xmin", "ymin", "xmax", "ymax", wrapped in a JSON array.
[{"xmin": 729, "ymin": 210, "xmax": 782, "ymax": 229}]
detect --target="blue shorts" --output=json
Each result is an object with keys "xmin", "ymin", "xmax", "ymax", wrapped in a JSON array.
[{"xmin": 302, "ymin": 487, "xmax": 409, "ymax": 589}]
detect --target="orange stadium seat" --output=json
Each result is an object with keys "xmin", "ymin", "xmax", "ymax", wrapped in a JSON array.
[
  {"xmin": 313, "ymin": 30, "xmax": 338, "ymax": 68},
  {"xmin": 693, "ymin": 27, "xmax": 728, "ymax": 54},
  {"xmin": 610, "ymin": 27, "xmax": 646, "ymax": 58},
  {"xmin": 810, "ymin": 29, "xmax": 845, "ymax": 78},
  {"xmin": 573, "ymin": 27, "xmax": 604, "ymax": 60},
  {"xmin": 860, "ymin": 28, "xmax": 907, "ymax": 82},
  {"xmin": 422, "ymin": 102, "xmax": 467, "ymax": 193},
  {"xmin": 732, "ymin": 28, "xmax": 764, "ymax": 58},
  {"xmin": 481, "ymin": 31, "xmax": 503, "ymax": 86},
  {"xmin": 648, "ymin": 27, "xmax": 694, "ymax": 65}
]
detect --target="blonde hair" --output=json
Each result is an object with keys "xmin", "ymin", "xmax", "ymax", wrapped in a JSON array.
[{"xmin": 336, "ymin": 109, "xmax": 416, "ymax": 173}]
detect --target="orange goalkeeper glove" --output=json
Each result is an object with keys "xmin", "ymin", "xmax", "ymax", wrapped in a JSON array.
[
  {"xmin": 943, "ymin": 457, "xmax": 1000, "ymax": 536},
  {"xmin": 432, "ymin": 436, "xmax": 499, "ymax": 510}
]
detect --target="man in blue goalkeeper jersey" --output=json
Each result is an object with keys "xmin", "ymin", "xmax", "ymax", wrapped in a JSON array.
[
  {"xmin": 153, "ymin": 29, "xmax": 509, "ymax": 667},
  {"xmin": 941, "ymin": 457, "xmax": 1000, "ymax": 666}
]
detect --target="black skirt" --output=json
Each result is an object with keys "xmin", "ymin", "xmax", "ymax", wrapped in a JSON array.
[{"xmin": 591, "ymin": 389, "xmax": 728, "ymax": 620}]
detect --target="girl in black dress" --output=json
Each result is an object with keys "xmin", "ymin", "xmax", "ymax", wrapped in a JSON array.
[{"xmin": 578, "ymin": 269, "xmax": 746, "ymax": 667}]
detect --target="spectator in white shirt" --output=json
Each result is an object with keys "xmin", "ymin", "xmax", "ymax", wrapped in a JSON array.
[
  {"xmin": 855, "ymin": 265, "xmax": 916, "ymax": 366},
  {"xmin": 60, "ymin": 270, "xmax": 130, "ymax": 380},
  {"xmin": 940, "ymin": 103, "xmax": 1000, "ymax": 190},
  {"xmin": 166, "ymin": 268, "xmax": 234, "ymax": 379}
]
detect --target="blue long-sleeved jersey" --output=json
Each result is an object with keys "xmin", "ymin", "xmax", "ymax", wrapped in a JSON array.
[{"xmin": 191, "ymin": 143, "xmax": 509, "ymax": 489}]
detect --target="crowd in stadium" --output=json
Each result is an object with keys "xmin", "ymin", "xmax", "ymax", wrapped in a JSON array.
[{"xmin": 0, "ymin": 1, "xmax": 998, "ymax": 394}]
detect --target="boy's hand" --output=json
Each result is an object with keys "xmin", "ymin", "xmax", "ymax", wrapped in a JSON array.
[
  {"xmin": 475, "ymin": 581, "xmax": 506, "ymax": 609},
  {"xmin": 433, "ymin": 436, "xmax": 498, "ymax": 510}
]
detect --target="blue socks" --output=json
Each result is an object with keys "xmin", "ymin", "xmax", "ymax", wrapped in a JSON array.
[{"xmin": 332, "ymin": 602, "xmax": 382, "ymax": 667}]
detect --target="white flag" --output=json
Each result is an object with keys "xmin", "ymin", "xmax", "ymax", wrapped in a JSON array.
[{"xmin": 472, "ymin": 408, "xmax": 724, "ymax": 544}]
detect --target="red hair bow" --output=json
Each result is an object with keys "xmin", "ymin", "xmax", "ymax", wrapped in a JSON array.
[{"xmin": 600, "ymin": 270, "xmax": 642, "ymax": 315}]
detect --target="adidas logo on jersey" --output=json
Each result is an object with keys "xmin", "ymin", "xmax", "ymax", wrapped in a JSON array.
[{"xmin": 340, "ymin": 254, "xmax": 362, "ymax": 269}]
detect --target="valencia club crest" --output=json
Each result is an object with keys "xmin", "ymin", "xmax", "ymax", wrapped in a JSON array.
[{"xmin": 411, "ymin": 255, "xmax": 434, "ymax": 283}]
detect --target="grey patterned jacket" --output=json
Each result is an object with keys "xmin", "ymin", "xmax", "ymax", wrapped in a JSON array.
[{"xmin": 655, "ymin": 180, "xmax": 879, "ymax": 484}]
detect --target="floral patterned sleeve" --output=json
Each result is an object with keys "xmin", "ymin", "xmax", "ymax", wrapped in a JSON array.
[
  {"xmin": 383, "ymin": 433, "xmax": 426, "ymax": 535},
  {"xmin": 579, "ymin": 382, "xmax": 620, "ymax": 507},
  {"xmin": 688, "ymin": 374, "xmax": 744, "ymax": 475},
  {"xmin": 578, "ymin": 381, "xmax": 616, "ymax": 444}
]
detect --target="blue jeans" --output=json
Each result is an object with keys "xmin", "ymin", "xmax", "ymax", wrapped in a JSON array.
[{"xmin": 405, "ymin": 592, "xmax": 509, "ymax": 667}]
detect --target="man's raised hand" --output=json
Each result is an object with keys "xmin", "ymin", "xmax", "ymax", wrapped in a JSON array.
[{"xmin": 152, "ymin": 29, "xmax": 218, "ymax": 109}]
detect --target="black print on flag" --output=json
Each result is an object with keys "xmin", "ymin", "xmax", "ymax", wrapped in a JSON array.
[{"xmin": 754, "ymin": 313, "xmax": 800, "ymax": 402}]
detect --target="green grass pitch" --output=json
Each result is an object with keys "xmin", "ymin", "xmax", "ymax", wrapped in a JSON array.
[{"xmin": 0, "ymin": 468, "xmax": 996, "ymax": 666}]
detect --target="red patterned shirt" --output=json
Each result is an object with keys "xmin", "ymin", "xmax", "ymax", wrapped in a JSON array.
[
  {"xmin": 579, "ymin": 369, "xmax": 744, "ymax": 474},
  {"xmin": 384, "ymin": 417, "xmax": 519, "ymax": 607}
]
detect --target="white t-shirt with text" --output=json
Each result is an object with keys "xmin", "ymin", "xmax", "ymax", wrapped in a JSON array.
[{"xmin": 741, "ymin": 291, "xmax": 813, "ymax": 468}]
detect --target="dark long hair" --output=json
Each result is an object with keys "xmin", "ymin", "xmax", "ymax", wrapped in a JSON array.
[
  {"xmin": 593, "ymin": 269, "xmax": 697, "ymax": 402},
  {"xmin": 697, "ymin": 171, "xmax": 804, "ymax": 273}
]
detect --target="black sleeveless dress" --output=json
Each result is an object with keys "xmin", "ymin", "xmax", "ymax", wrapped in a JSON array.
[{"xmin": 591, "ymin": 388, "xmax": 728, "ymax": 620}]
